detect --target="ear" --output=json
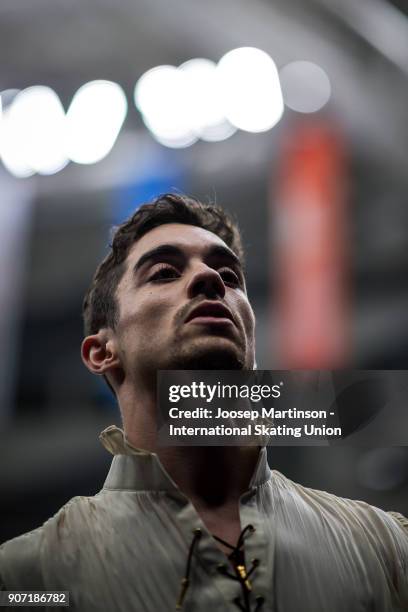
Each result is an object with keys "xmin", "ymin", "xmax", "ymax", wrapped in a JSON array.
[{"xmin": 81, "ymin": 330, "xmax": 121, "ymax": 376}]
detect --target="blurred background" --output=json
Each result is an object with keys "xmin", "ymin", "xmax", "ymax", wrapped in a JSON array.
[{"xmin": 1, "ymin": 0, "xmax": 408, "ymax": 542}]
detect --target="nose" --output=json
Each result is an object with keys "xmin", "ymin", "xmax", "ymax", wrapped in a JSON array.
[{"xmin": 186, "ymin": 263, "xmax": 226, "ymax": 300}]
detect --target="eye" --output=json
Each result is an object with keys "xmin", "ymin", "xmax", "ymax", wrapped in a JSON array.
[
  {"xmin": 148, "ymin": 264, "xmax": 180, "ymax": 282},
  {"xmin": 219, "ymin": 267, "xmax": 241, "ymax": 287}
]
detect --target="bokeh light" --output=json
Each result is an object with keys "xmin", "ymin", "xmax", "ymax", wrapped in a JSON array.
[
  {"xmin": 199, "ymin": 119, "xmax": 236, "ymax": 142},
  {"xmin": 142, "ymin": 112, "xmax": 198, "ymax": 148},
  {"xmin": 178, "ymin": 58, "xmax": 237, "ymax": 141},
  {"xmin": 216, "ymin": 47, "xmax": 284, "ymax": 133},
  {"xmin": 0, "ymin": 86, "xmax": 67, "ymax": 177},
  {"xmin": 0, "ymin": 88, "xmax": 33, "ymax": 179},
  {"xmin": 135, "ymin": 65, "xmax": 197, "ymax": 148},
  {"xmin": 135, "ymin": 50, "xmax": 283, "ymax": 146},
  {"xmin": 280, "ymin": 61, "xmax": 331, "ymax": 113},
  {"xmin": 65, "ymin": 80, "xmax": 128, "ymax": 164}
]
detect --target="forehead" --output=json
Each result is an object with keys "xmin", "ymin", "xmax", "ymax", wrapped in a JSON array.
[{"xmin": 125, "ymin": 222, "xmax": 233, "ymax": 266}]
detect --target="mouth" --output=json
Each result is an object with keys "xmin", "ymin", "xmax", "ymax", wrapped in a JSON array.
[{"xmin": 184, "ymin": 301, "xmax": 235, "ymax": 327}]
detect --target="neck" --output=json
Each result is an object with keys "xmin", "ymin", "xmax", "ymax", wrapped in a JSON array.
[
  {"xmin": 118, "ymin": 379, "xmax": 261, "ymax": 508},
  {"xmin": 156, "ymin": 445, "xmax": 261, "ymax": 509}
]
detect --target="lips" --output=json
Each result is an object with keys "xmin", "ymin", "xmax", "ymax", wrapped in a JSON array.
[{"xmin": 185, "ymin": 301, "xmax": 235, "ymax": 325}]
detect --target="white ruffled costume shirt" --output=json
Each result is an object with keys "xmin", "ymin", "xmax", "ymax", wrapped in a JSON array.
[{"xmin": 0, "ymin": 425, "xmax": 407, "ymax": 611}]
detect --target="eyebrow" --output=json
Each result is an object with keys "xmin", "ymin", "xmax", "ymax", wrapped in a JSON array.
[
  {"xmin": 206, "ymin": 244, "xmax": 242, "ymax": 269},
  {"xmin": 133, "ymin": 243, "xmax": 242, "ymax": 274},
  {"xmin": 133, "ymin": 244, "xmax": 185, "ymax": 274}
]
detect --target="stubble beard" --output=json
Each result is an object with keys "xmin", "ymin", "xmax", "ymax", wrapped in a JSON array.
[{"xmin": 166, "ymin": 335, "xmax": 248, "ymax": 370}]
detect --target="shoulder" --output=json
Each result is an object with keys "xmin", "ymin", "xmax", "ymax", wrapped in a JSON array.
[
  {"xmin": 272, "ymin": 469, "xmax": 408, "ymax": 552},
  {"xmin": 385, "ymin": 510, "xmax": 408, "ymax": 559},
  {"xmin": 276, "ymin": 469, "xmax": 408, "ymax": 559},
  {"xmin": 0, "ymin": 495, "xmax": 102, "ymax": 590},
  {"xmin": 272, "ymin": 471, "xmax": 408, "ymax": 604},
  {"xmin": 0, "ymin": 525, "xmax": 45, "ymax": 589}
]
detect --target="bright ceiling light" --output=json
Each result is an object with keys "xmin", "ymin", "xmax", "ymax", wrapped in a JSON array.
[
  {"xmin": 66, "ymin": 80, "xmax": 127, "ymax": 164},
  {"xmin": 216, "ymin": 47, "xmax": 284, "ymax": 133},
  {"xmin": 178, "ymin": 58, "xmax": 230, "ymax": 139},
  {"xmin": 0, "ymin": 104, "xmax": 35, "ymax": 178},
  {"xmin": 199, "ymin": 119, "xmax": 236, "ymax": 142},
  {"xmin": 0, "ymin": 86, "xmax": 67, "ymax": 177},
  {"xmin": 135, "ymin": 65, "xmax": 197, "ymax": 147},
  {"xmin": 280, "ymin": 61, "xmax": 331, "ymax": 113},
  {"xmin": 135, "ymin": 61, "xmax": 237, "ymax": 147},
  {"xmin": 0, "ymin": 89, "xmax": 33, "ymax": 178},
  {"xmin": 149, "ymin": 130, "xmax": 198, "ymax": 149},
  {"xmin": 141, "ymin": 112, "xmax": 198, "ymax": 148},
  {"xmin": 14, "ymin": 86, "xmax": 67, "ymax": 175},
  {"xmin": 135, "ymin": 66, "xmax": 180, "ymax": 118}
]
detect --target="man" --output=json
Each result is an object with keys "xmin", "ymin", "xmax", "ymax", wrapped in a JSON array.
[{"xmin": 0, "ymin": 193, "xmax": 407, "ymax": 611}]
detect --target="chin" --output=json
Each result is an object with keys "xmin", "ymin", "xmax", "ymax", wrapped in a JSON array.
[{"xmin": 170, "ymin": 340, "xmax": 248, "ymax": 370}]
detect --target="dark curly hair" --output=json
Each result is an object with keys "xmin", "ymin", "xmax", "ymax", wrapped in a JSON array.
[{"xmin": 82, "ymin": 193, "xmax": 244, "ymax": 336}]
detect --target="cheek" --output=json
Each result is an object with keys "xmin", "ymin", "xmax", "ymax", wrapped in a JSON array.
[
  {"xmin": 118, "ymin": 291, "xmax": 174, "ymax": 331},
  {"xmin": 230, "ymin": 293, "xmax": 255, "ymax": 336},
  {"xmin": 245, "ymin": 308, "xmax": 256, "ymax": 341}
]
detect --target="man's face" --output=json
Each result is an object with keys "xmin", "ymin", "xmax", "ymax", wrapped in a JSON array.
[{"xmin": 112, "ymin": 223, "xmax": 256, "ymax": 381}]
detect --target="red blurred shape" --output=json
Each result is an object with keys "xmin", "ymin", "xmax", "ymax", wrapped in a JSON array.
[{"xmin": 273, "ymin": 118, "xmax": 349, "ymax": 368}]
